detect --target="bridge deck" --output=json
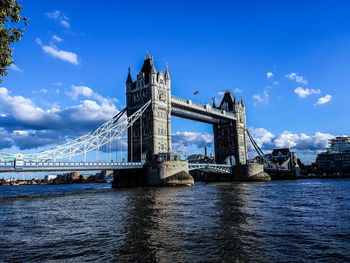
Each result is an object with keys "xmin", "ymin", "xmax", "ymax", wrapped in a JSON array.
[
  {"xmin": 0, "ymin": 162, "xmax": 144, "ymax": 173},
  {"xmin": 0, "ymin": 161, "xmax": 233, "ymax": 173}
]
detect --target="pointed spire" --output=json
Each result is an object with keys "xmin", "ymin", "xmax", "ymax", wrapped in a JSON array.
[
  {"xmin": 145, "ymin": 50, "xmax": 151, "ymax": 60},
  {"xmin": 211, "ymin": 97, "xmax": 216, "ymax": 108},
  {"xmin": 150, "ymin": 58, "xmax": 157, "ymax": 74},
  {"xmin": 164, "ymin": 63, "xmax": 170, "ymax": 80},
  {"xmin": 233, "ymin": 93, "xmax": 237, "ymax": 105},
  {"xmin": 126, "ymin": 67, "xmax": 132, "ymax": 84},
  {"xmin": 240, "ymin": 96, "xmax": 245, "ymax": 107}
]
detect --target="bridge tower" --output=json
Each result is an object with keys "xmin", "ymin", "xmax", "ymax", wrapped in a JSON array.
[
  {"xmin": 213, "ymin": 90, "xmax": 248, "ymax": 165},
  {"xmin": 126, "ymin": 53, "xmax": 172, "ymax": 162}
]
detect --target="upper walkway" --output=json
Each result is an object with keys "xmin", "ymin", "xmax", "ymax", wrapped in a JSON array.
[{"xmin": 171, "ymin": 96, "xmax": 236, "ymax": 124}]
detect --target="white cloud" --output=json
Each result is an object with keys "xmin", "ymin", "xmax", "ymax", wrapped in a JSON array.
[
  {"xmin": 46, "ymin": 10, "xmax": 61, "ymax": 19},
  {"xmin": 252, "ymin": 90, "xmax": 269, "ymax": 105},
  {"xmin": 274, "ymin": 131, "xmax": 334, "ymax": 150},
  {"xmin": 39, "ymin": 89, "xmax": 48, "ymax": 93},
  {"xmin": 171, "ymin": 128, "xmax": 335, "ymax": 164},
  {"xmin": 66, "ymin": 85, "xmax": 118, "ymax": 105},
  {"xmin": 0, "ymin": 87, "xmax": 119, "ymax": 135},
  {"xmin": 248, "ymin": 127, "xmax": 336, "ymax": 163},
  {"xmin": 37, "ymin": 38, "xmax": 79, "ymax": 65},
  {"xmin": 249, "ymin": 127, "xmax": 275, "ymax": 148},
  {"xmin": 172, "ymin": 131, "xmax": 213, "ymax": 154},
  {"xmin": 285, "ymin": 72, "xmax": 308, "ymax": 85},
  {"xmin": 266, "ymin": 72, "xmax": 273, "ymax": 79},
  {"xmin": 67, "ymin": 85, "xmax": 94, "ymax": 100},
  {"xmin": 41, "ymin": 45, "xmax": 78, "ymax": 65},
  {"xmin": 35, "ymin": 38, "xmax": 42, "ymax": 45},
  {"xmin": 8, "ymin": 64, "xmax": 23, "ymax": 72},
  {"xmin": 60, "ymin": 20, "xmax": 70, "ymax": 28},
  {"xmin": 294, "ymin": 87, "xmax": 321, "ymax": 98},
  {"xmin": 13, "ymin": 130, "xmax": 28, "ymax": 136},
  {"xmin": 46, "ymin": 10, "xmax": 71, "ymax": 28},
  {"xmin": 53, "ymin": 81, "xmax": 63, "ymax": 86},
  {"xmin": 314, "ymin": 94, "xmax": 332, "ymax": 105},
  {"xmin": 52, "ymin": 35, "xmax": 64, "ymax": 42}
]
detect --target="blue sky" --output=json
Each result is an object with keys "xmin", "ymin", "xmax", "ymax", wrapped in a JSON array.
[{"xmin": 1, "ymin": 0, "xmax": 350, "ymax": 163}]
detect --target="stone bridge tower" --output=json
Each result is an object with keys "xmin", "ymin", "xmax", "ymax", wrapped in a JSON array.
[
  {"xmin": 126, "ymin": 54, "xmax": 172, "ymax": 162},
  {"xmin": 213, "ymin": 90, "xmax": 248, "ymax": 165}
]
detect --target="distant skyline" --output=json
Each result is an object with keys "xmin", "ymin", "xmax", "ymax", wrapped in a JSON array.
[{"xmin": 1, "ymin": 0, "xmax": 350, "ymax": 163}]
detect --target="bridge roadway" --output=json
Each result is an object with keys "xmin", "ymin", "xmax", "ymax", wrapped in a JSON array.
[
  {"xmin": 0, "ymin": 162, "xmax": 144, "ymax": 173},
  {"xmin": 171, "ymin": 96, "xmax": 236, "ymax": 124},
  {"xmin": 0, "ymin": 161, "xmax": 232, "ymax": 173}
]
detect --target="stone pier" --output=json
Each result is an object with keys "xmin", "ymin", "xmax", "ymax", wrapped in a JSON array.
[
  {"xmin": 147, "ymin": 153, "xmax": 194, "ymax": 186},
  {"xmin": 112, "ymin": 153, "xmax": 194, "ymax": 188},
  {"xmin": 233, "ymin": 164, "xmax": 271, "ymax": 182}
]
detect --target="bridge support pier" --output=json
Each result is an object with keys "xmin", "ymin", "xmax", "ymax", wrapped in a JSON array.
[
  {"xmin": 146, "ymin": 153, "xmax": 194, "ymax": 186},
  {"xmin": 112, "ymin": 153, "xmax": 194, "ymax": 188},
  {"xmin": 112, "ymin": 168, "xmax": 147, "ymax": 188},
  {"xmin": 232, "ymin": 164, "xmax": 271, "ymax": 182}
]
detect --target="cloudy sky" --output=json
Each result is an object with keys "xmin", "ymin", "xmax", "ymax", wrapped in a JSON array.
[{"xmin": 2, "ymin": 0, "xmax": 350, "ymax": 163}]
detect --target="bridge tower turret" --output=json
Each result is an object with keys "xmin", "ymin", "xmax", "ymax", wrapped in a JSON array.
[
  {"xmin": 213, "ymin": 90, "xmax": 247, "ymax": 165},
  {"xmin": 126, "ymin": 53, "xmax": 172, "ymax": 162}
]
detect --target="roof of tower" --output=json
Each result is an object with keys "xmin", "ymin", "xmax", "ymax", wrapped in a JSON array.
[
  {"xmin": 140, "ymin": 53, "xmax": 157, "ymax": 83},
  {"xmin": 126, "ymin": 67, "xmax": 133, "ymax": 84},
  {"xmin": 219, "ymin": 90, "xmax": 235, "ymax": 111}
]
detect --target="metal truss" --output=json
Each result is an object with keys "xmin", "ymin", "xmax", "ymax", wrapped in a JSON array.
[{"xmin": 0, "ymin": 100, "xmax": 151, "ymax": 162}]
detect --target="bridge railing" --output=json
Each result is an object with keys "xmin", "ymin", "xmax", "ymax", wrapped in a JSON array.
[{"xmin": 0, "ymin": 161, "xmax": 144, "ymax": 167}]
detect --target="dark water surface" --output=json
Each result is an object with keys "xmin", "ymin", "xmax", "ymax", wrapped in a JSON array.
[{"xmin": 1, "ymin": 179, "xmax": 350, "ymax": 262}]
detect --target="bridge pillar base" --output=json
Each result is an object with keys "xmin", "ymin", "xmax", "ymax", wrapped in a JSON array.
[
  {"xmin": 146, "ymin": 153, "xmax": 194, "ymax": 186},
  {"xmin": 112, "ymin": 168, "xmax": 147, "ymax": 188},
  {"xmin": 233, "ymin": 164, "xmax": 271, "ymax": 182}
]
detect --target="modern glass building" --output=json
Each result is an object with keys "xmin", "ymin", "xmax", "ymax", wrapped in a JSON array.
[{"xmin": 316, "ymin": 136, "xmax": 350, "ymax": 172}]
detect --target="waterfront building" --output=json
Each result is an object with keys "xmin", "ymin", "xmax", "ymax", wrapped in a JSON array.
[
  {"xmin": 44, "ymin": 175, "xmax": 57, "ymax": 182},
  {"xmin": 187, "ymin": 147, "xmax": 215, "ymax": 164},
  {"xmin": 316, "ymin": 136, "xmax": 350, "ymax": 172}
]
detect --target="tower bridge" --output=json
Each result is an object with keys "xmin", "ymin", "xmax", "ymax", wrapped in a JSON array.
[
  {"xmin": 126, "ymin": 53, "xmax": 247, "ymax": 165},
  {"xmin": 0, "ymin": 54, "xmax": 271, "ymax": 185}
]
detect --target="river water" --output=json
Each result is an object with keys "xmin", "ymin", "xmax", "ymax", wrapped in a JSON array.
[{"xmin": 0, "ymin": 179, "xmax": 350, "ymax": 262}]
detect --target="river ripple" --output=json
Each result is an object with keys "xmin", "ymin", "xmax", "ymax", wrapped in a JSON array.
[{"xmin": 0, "ymin": 179, "xmax": 350, "ymax": 262}]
